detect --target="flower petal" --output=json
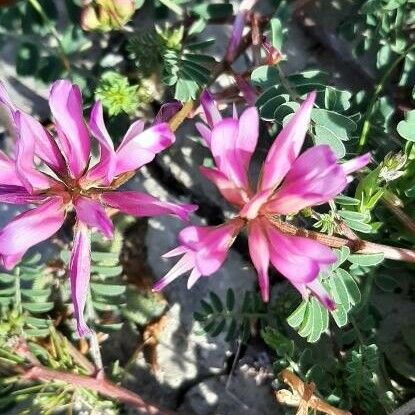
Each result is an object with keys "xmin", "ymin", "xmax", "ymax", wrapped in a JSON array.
[
  {"xmin": 14, "ymin": 111, "xmax": 56, "ymax": 193},
  {"xmin": 153, "ymin": 251, "xmax": 195, "ymax": 291},
  {"xmin": 0, "ymin": 82, "xmax": 66, "ymax": 173},
  {"xmin": 0, "ymin": 151, "xmax": 23, "ymax": 186},
  {"xmin": 101, "ymin": 191, "xmax": 197, "ymax": 221},
  {"xmin": 265, "ymin": 145, "xmax": 347, "ymax": 214},
  {"xmin": 69, "ymin": 223, "xmax": 92, "ymax": 337},
  {"xmin": 264, "ymin": 221, "xmax": 336, "ymax": 284},
  {"xmin": 84, "ymin": 102, "xmax": 116, "ymax": 186},
  {"xmin": 49, "ymin": 80, "xmax": 90, "ymax": 178},
  {"xmin": 200, "ymin": 90, "xmax": 222, "ymax": 128},
  {"xmin": 248, "ymin": 219, "xmax": 270, "ymax": 302},
  {"xmin": 115, "ymin": 123, "xmax": 175, "ymax": 175},
  {"xmin": 342, "ymin": 152, "xmax": 371, "ymax": 176},
  {"xmin": 210, "ymin": 118, "xmax": 248, "ymax": 189},
  {"xmin": 195, "ymin": 122, "xmax": 212, "ymax": 147},
  {"xmin": 199, "ymin": 166, "xmax": 247, "ymax": 207},
  {"xmin": 0, "ymin": 197, "xmax": 65, "ymax": 268},
  {"xmin": 0, "ymin": 185, "xmax": 47, "ymax": 204},
  {"xmin": 236, "ymin": 106, "xmax": 259, "ymax": 172},
  {"xmin": 259, "ymin": 91, "xmax": 316, "ymax": 191},
  {"xmin": 154, "ymin": 101, "xmax": 182, "ymax": 124},
  {"xmin": 74, "ymin": 196, "xmax": 113, "ymax": 239}
]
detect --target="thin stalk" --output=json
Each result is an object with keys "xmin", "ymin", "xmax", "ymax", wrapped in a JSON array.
[
  {"xmin": 22, "ymin": 365, "xmax": 176, "ymax": 415},
  {"xmin": 269, "ymin": 216, "xmax": 415, "ymax": 262},
  {"xmin": 27, "ymin": 0, "xmax": 70, "ymax": 71},
  {"xmin": 358, "ymin": 44, "xmax": 415, "ymax": 151}
]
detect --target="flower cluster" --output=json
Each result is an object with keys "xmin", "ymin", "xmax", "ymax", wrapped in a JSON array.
[
  {"xmin": 0, "ymin": 80, "xmax": 196, "ymax": 336},
  {"xmin": 154, "ymin": 91, "xmax": 370, "ymax": 309}
]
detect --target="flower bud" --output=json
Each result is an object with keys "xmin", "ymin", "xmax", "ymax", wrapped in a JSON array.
[{"xmin": 81, "ymin": 0, "xmax": 135, "ymax": 32}]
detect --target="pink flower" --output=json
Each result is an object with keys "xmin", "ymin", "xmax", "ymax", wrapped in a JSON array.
[
  {"xmin": 155, "ymin": 91, "xmax": 370, "ymax": 309},
  {"xmin": 0, "ymin": 80, "xmax": 197, "ymax": 336}
]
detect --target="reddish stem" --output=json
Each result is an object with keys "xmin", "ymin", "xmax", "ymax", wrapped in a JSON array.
[{"xmin": 22, "ymin": 365, "xmax": 176, "ymax": 415}]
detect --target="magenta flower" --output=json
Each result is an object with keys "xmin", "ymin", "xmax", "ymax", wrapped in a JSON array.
[
  {"xmin": 0, "ymin": 80, "xmax": 196, "ymax": 336},
  {"xmin": 154, "ymin": 91, "xmax": 370, "ymax": 309}
]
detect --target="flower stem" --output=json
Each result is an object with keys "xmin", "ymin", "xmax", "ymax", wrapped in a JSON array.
[
  {"xmin": 358, "ymin": 44, "xmax": 415, "ymax": 151},
  {"xmin": 21, "ymin": 365, "xmax": 176, "ymax": 415},
  {"xmin": 27, "ymin": 0, "xmax": 70, "ymax": 72},
  {"xmin": 269, "ymin": 217, "xmax": 415, "ymax": 262}
]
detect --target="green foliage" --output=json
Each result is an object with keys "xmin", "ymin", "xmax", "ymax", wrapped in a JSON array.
[
  {"xmin": 0, "ymin": 254, "xmax": 53, "ymax": 338},
  {"xmin": 287, "ymin": 247, "xmax": 383, "ymax": 343},
  {"xmin": 95, "ymin": 71, "xmax": 145, "ymax": 116},
  {"xmin": 345, "ymin": 344, "xmax": 384, "ymax": 413},
  {"xmin": 252, "ymin": 68, "xmax": 356, "ymax": 157},
  {"xmin": 0, "ymin": 326, "xmax": 118, "ymax": 414},
  {"xmin": 162, "ymin": 35, "xmax": 216, "ymax": 101},
  {"xmin": 397, "ymin": 110, "xmax": 415, "ymax": 141},
  {"xmin": 194, "ymin": 289, "xmax": 267, "ymax": 342}
]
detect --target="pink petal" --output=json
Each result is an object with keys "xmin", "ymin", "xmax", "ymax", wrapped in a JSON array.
[
  {"xmin": 14, "ymin": 111, "xmax": 55, "ymax": 193},
  {"xmin": 210, "ymin": 118, "xmax": 248, "ymax": 189},
  {"xmin": 259, "ymin": 92, "xmax": 316, "ymax": 191},
  {"xmin": 0, "ymin": 82, "xmax": 66, "ymax": 173},
  {"xmin": 153, "ymin": 251, "xmax": 195, "ymax": 291},
  {"xmin": 195, "ymin": 122, "xmax": 212, "ymax": 147},
  {"xmin": 69, "ymin": 222, "xmax": 92, "ymax": 337},
  {"xmin": 74, "ymin": 196, "xmax": 114, "ymax": 239},
  {"xmin": 265, "ymin": 145, "xmax": 347, "ymax": 214},
  {"xmin": 264, "ymin": 221, "xmax": 336, "ymax": 284},
  {"xmin": 180, "ymin": 220, "xmax": 243, "ymax": 275},
  {"xmin": 154, "ymin": 101, "xmax": 182, "ymax": 124},
  {"xmin": 115, "ymin": 123, "xmax": 175, "ymax": 175},
  {"xmin": 225, "ymin": 12, "xmax": 246, "ymax": 62},
  {"xmin": 200, "ymin": 90, "xmax": 222, "ymax": 128},
  {"xmin": 199, "ymin": 166, "xmax": 247, "ymax": 207},
  {"xmin": 0, "ymin": 185, "xmax": 47, "ymax": 204},
  {"xmin": 84, "ymin": 102, "xmax": 116, "ymax": 186},
  {"xmin": 101, "ymin": 191, "xmax": 197, "ymax": 221},
  {"xmin": 239, "ymin": 187, "xmax": 274, "ymax": 219},
  {"xmin": 0, "ymin": 252, "xmax": 24, "ymax": 270},
  {"xmin": 0, "ymin": 81, "xmax": 17, "ymax": 114},
  {"xmin": 236, "ymin": 106, "xmax": 259, "ymax": 172},
  {"xmin": 0, "ymin": 197, "xmax": 65, "ymax": 266},
  {"xmin": 117, "ymin": 120, "xmax": 145, "ymax": 151},
  {"xmin": 17, "ymin": 112, "xmax": 66, "ymax": 172},
  {"xmin": 248, "ymin": 219, "xmax": 270, "ymax": 302},
  {"xmin": 49, "ymin": 80, "xmax": 90, "ymax": 178},
  {"xmin": 0, "ymin": 151, "xmax": 23, "ymax": 186},
  {"xmin": 342, "ymin": 152, "xmax": 371, "ymax": 175}
]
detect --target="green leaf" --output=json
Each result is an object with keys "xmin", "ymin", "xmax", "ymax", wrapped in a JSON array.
[
  {"xmin": 91, "ymin": 283, "xmax": 126, "ymax": 297},
  {"xmin": 335, "ymin": 195, "xmax": 360, "ymax": 206},
  {"xmin": 298, "ymin": 302, "xmax": 313, "ymax": 337},
  {"xmin": 397, "ymin": 110, "xmax": 415, "ymax": 141},
  {"xmin": 210, "ymin": 319, "xmax": 226, "ymax": 337},
  {"xmin": 270, "ymin": 17, "xmax": 283, "ymax": 50},
  {"xmin": 287, "ymin": 301, "xmax": 307, "ymax": 329},
  {"xmin": 22, "ymin": 302, "xmax": 54, "ymax": 313},
  {"xmin": 226, "ymin": 289, "xmax": 235, "ymax": 311},
  {"xmin": 314, "ymin": 124, "xmax": 346, "ymax": 158},
  {"xmin": 191, "ymin": 3, "xmax": 233, "ymax": 19},
  {"xmin": 251, "ymin": 65, "xmax": 280, "ymax": 88},
  {"xmin": 348, "ymin": 253, "xmax": 384, "ymax": 266},
  {"xmin": 209, "ymin": 292, "xmax": 223, "ymax": 312},
  {"xmin": 331, "ymin": 303, "xmax": 348, "ymax": 327},
  {"xmin": 311, "ymin": 108, "xmax": 356, "ymax": 142},
  {"xmin": 307, "ymin": 298, "xmax": 325, "ymax": 343},
  {"xmin": 200, "ymin": 299, "xmax": 214, "ymax": 314},
  {"xmin": 344, "ymin": 219, "xmax": 373, "ymax": 233},
  {"xmin": 331, "ymin": 269, "xmax": 350, "ymax": 309},
  {"xmin": 0, "ymin": 273, "xmax": 15, "ymax": 284},
  {"xmin": 261, "ymin": 327, "xmax": 294, "ymax": 356},
  {"xmin": 340, "ymin": 269, "xmax": 361, "ymax": 305}
]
